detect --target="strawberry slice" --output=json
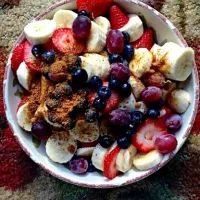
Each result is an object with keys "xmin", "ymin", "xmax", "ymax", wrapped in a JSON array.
[
  {"xmin": 104, "ymin": 91, "xmax": 119, "ymax": 114},
  {"xmin": 24, "ymin": 41, "xmax": 43, "ymax": 74},
  {"xmin": 104, "ymin": 145, "xmax": 121, "ymax": 180},
  {"xmin": 43, "ymin": 39, "xmax": 53, "ymax": 51},
  {"xmin": 109, "ymin": 5, "xmax": 129, "ymax": 30},
  {"xmin": 52, "ymin": 28, "xmax": 85, "ymax": 55},
  {"xmin": 159, "ymin": 106, "xmax": 172, "ymax": 121},
  {"xmin": 17, "ymin": 95, "xmax": 29, "ymax": 112},
  {"xmin": 11, "ymin": 42, "xmax": 25, "ymax": 74},
  {"xmin": 132, "ymin": 119, "xmax": 168, "ymax": 153},
  {"xmin": 87, "ymin": 90, "xmax": 98, "ymax": 105},
  {"xmin": 131, "ymin": 28, "xmax": 154, "ymax": 50}
]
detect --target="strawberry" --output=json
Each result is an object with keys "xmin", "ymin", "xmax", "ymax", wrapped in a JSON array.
[
  {"xmin": 11, "ymin": 42, "xmax": 25, "ymax": 74},
  {"xmin": 131, "ymin": 28, "xmax": 154, "ymax": 50},
  {"xmin": 24, "ymin": 41, "xmax": 43, "ymax": 74},
  {"xmin": 43, "ymin": 39, "xmax": 53, "ymax": 51},
  {"xmin": 159, "ymin": 106, "xmax": 173, "ymax": 121},
  {"xmin": 104, "ymin": 91, "xmax": 119, "ymax": 114},
  {"xmin": 87, "ymin": 90, "xmax": 98, "ymax": 105},
  {"xmin": 76, "ymin": 0, "xmax": 113, "ymax": 18},
  {"xmin": 52, "ymin": 28, "xmax": 85, "ymax": 55},
  {"xmin": 17, "ymin": 95, "xmax": 29, "ymax": 111},
  {"xmin": 104, "ymin": 146, "xmax": 120, "ymax": 180},
  {"xmin": 132, "ymin": 119, "xmax": 168, "ymax": 153},
  {"xmin": 109, "ymin": 5, "xmax": 129, "ymax": 30}
]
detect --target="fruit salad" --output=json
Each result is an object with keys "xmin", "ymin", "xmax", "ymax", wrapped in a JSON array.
[{"xmin": 11, "ymin": 0, "xmax": 194, "ymax": 180}]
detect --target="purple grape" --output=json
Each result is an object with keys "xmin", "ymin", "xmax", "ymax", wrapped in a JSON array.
[
  {"xmin": 72, "ymin": 16, "xmax": 91, "ymax": 39},
  {"xmin": 165, "ymin": 114, "xmax": 182, "ymax": 130},
  {"xmin": 69, "ymin": 158, "xmax": 88, "ymax": 174},
  {"xmin": 106, "ymin": 30, "xmax": 124, "ymax": 54},
  {"xmin": 110, "ymin": 63, "xmax": 130, "ymax": 82},
  {"xmin": 109, "ymin": 109, "xmax": 131, "ymax": 126},
  {"xmin": 141, "ymin": 86, "xmax": 162, "ymax": 103}
]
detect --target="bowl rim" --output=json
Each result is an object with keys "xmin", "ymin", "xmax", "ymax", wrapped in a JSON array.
[{"xmin": 3, "ymin": 0, "xmax": 199, "ymax": 188}]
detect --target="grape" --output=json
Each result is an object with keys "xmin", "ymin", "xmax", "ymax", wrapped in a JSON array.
[
  {"xmin": 110, "ymin": 63, "xmax": 130, "ymax": 82},
  {"xmin": 72, "ymin": 16, "xmax": 91, "ymax": 39},
  {"xmin": 147, "ymin": 72, "xmax": 165, "ymax": 88},
  {"xmin": 48, "ymin": 72, "xmax": 66, "ymax": 83},
  {"xmin": 141, "ymin": 86, "xmax": 162, "ymax": 103},
  {"xmin": 69, "ymin": 158, "xmax": 88, "ymax": 174},
  {"xmin": 155, "ymin": 134, "xmax": 178, "ymax": 154},
  {"xmin": 31, "ymin": 122, "xmax": 52, "ymax": 140},
  {"xmin": 109, "ymin": 109, "xmax": 131, "ymax": 126},
  {"xmin": 165, "ymin": 114, "xmax": 182, "ymax": 130},
  {"xmin": 106, "ymin": 30, "xmax": 124, "ymax": 54}
]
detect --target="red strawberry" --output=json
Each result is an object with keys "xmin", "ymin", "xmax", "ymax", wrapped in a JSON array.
[
  {"xmin": 17, "ymin": 95, "xmax": 29, "ymax": 111},
  {"xmin": 87, "ymin": 90, "xmax": 98, "ymax": 105},
  {"xmin": 159, "ymin": 106, "xmax": 172, "ymax": 121},
  {"xmin": 104, "ymin": 146, "xmax": 120, "ymax": 180},
  {"xmin": 109, "ymin": 5, "xmax": 129, "ymax": 30},
  {"xmin": 76, "ymin": 0, "xmax": 113, "ymax": 18},
  {"xmin": 11, "ymin": 42, "xmax": 25, "ymax": 74},
  {"xmin": 24, "ymin": 41, "xmax": 43, "ymax": 74},
  {"xmin": 131, "ymin": 28, "xmax": 154, "ymax": 50},
  {"xmin": 52, "ymin": 28, "xmax": 85, "ymax": 55},
  {"xmin": 43, "ymin": 39, "xmax": 53, "ymax": 51},
  {"xmin": 132, "ymin": 119, "xmax": 168, "ymax": 153},
  {"xmin": 104, "ymin": 91, "xmax": 119, "ymax": 114}
]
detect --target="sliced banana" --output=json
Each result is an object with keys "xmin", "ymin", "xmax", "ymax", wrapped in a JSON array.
[
  {"xmin": 53, "ymin": 10, "xmax": 77, "ymax": 28},
  {"xmin": 17, "ymin": 102, "xmax": 32, "ymax": 132},
  {"xmin": 94, "ymin": 16, "xmax": 111, "ymax": 35},
  {"xmin": 119, "ymin": 14, "xmax": 144, "ymax": 42},
  {"xmin": 128, "ymin": 75, "xmax": 145, "ymax": 99},
  {"xmin": 167, "ymin": 89, "xmax": 191, "ymax": 113},
  {"xmin": 24, "ymin": 20, "xmax": 56, "ymax": 45},
  {"xmin": 118, "ymin": 93, "xmax": 136, "ymax": 112},
  {"xmin": 76, "ymin": 147, "xmax": 94, "ymax": 157},
  {"xmin": 46, "ymin": 131, "xmax": 77, "ymax": 164},
  {"xmin": 133, "ymin": 150, "xmax": 163, "ymax": 171},
  {"xmin": 116, "ymin": 145, "xmax": 137, "ymax": 173},
  {"xmin": 69, "ymin": 119, "xmax": 99, "ymax": 143},
  {"xmin": 16, "ymin": 62, "xmax": 33, "ymax": 91},
  {"xmin": 85, "ymin": 22, "xmax": 106, "ymax": 53},
  {"xmin": 129, "ymin": 48, "xmax": 152, "ymax": 78}
]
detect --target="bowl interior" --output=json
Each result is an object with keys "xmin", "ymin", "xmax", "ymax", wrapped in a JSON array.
[{"xmin": 4, "ymin": 0, "xmax": 198, "ymax": 188}]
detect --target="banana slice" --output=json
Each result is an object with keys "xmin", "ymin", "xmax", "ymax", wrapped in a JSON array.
[
  {"xmin": 94, "ymin": 16, "xmax": 111, "ymax": 35},
  {"xmin": 76, "ymin": 147, "xmax": 94, "ymax": 157},
  {"xmin": 69, "ymin": 119, "xmax": 100, "ymax": 143},
  {"xmin": 128, "ymin": 75, "xmax": 145, "ymax": 99},
  {"xmin": 46, "ymin": 131, "xmax": 77, "ymax": 164},
  {"xmin": 116, "ymin": 145, "xmax": 137, "ymax": 173},
  {"xmin": 85, "ymin": 22, "xmax": 106, "ymax": 53},
  {"xmin": 118, "ymin": 93, "xmax": 136, "ymax": 112},
  {"xmin": 53, "ymin": 10, "xmax": 77, "ymax": 28},
  {"xmin": 24, "ymin": 20, "xmax": 56, "ymax": 45},
  {"xmin": 119, "ymin": 14, "xmax": 144, "ymax": 42},
  {"xmin": 17, "ymin": 102, "xmax": 32, "ymax": 131},
  {"xmin": 129, "ymin": 48, "xmax": 152, "ymax": 78},
  {"xmin": 133, "ymin": 150, "xmax": 163, "ymax": 171},
  {"xmin": 167, "ymin": 89, "xmax": 191, "ymax": 113},
  {"xmin": 16, "ymin": 62, "xmax": 33, "ymax": 91}
]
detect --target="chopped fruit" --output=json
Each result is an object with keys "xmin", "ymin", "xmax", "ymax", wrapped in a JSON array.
[
  {"xmin": 159, "ymin": 106, "xmax": 172, "ymax": 121},
  {"xmin": 72, "ymin": 68, "xmax": 88, "ymax": 88},
  {"xmin": 122, "ymin": 44, "xmax": 134, "ymax": 61},
  {"xmin": 155, "ymin": 134, "xmax": 178, "ymax": 154},
  {"xmin": 146, "ymin": 72, "xmax": 165, "ymax": 88},
  {"xmin": 132, "ymin": 119, "xmax": 167, "ymax": 153},
  {"xmin": 109, "ymin": 78, "xmax": 121, "ymax": 91},
  {"xmin": 109, "ymin": 54, "xmax": 123, "ymax": 64},
  {"xmin": 109, "ymin": 5, "xmax": 129, "ymax": 29},
  {"xmin": 131, "ymin": 28, "xmax": 154, "ymax": 50},
  {"xmin": 119, "ymin": 82, "xmax": 132, "ymax": 97},
  {"xmin": 69, "ymin": 158, "xmax": 88, "ymax": 174},
  {"xmin": 89, "ymin": 76, "xmax": 102, "ymax": 89},
  {"xmin": 17, "ymin": 95, "xmax": 29, "ymax": 111},
  {"xmin": 104, "ymin": 91, "xmax": 120, "ymax": 114},
  {"xmin": 43, "ymin": 39, "xmax": 53, "ymax": 51},
  {"xmin": 76, "ymin": 0, "xmax": 113, "ymax": 18},
  {"xmin": 141, "ymin": 86, "xmax": 162, "ymax": 103},
  {"xmin": 131, "ymin": 111, "xmax": 145, "ymax": 125},
  {"xmin": 31, "ymin": 45, "xmax": 45, "ymax": 58},
  {"xmin": 104, "ymin": 146, "xmax": 121, "ymax": 180},
  {"xmin": 78, "ymin": 10, "xmax": 91, "ymax": 18},
  {"xmin": 100, "ymin": 135, "xmax": 114, "ymax": 148},
  {"xmin": 117, "ymin": 135, "xmax": 131, "ymax": 149},
  {"xmin": 88, "ymin": 90, "xmax": 98, "ymax": 105},
  {"xmin": 11, "ymin": 42, "xmax": 25, "ymax": 74},
  {"xmin": 24, "ymin": 41, "xmax": 43, "ymax": 74},
  {"xmin": 165, "ymin": 114, "xmax": 182, "ymax": 130},
  {"xmin": 85, "ymin": 108, "xmax": 99, "ymax": 122},
  {"xmin": 52, "ymin": 28, "xmax": 85, "ymax": 55},
  {"xmin": 97, "ymin": 86, "xmax": 111, "ymax": 99},
  {"xmin": 41, "ymin": 51, "xmax": 55, "ymax": 63},
  {"xmin": 122, "ymin": 31, "xmax": 130, "ymax": 44},
  {"xmin": 80, "ymin": 140, "xmax": 99, "ymax": 148},
  {"xmin": 93, "ymin": 97, "xmax": 106, "ymax": 110},
  {"xmin": 146, "ymin": 108, "xmax": 160, "ymax": 118}
]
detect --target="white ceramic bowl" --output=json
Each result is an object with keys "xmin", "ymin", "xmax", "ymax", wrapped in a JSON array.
[{"xmin": 3, "ymin": 0, "xmax": 199, "ymax": 188}]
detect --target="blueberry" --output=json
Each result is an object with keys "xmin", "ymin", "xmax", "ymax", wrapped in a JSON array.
[
  {"xmin": 151, "ymin": 98, "xmax": 165, "ymax": 109},
  {"xmin": 146, "ymin": 108, "xmax": 160, "ymax": 118},
  {"xmin": 93, "ymin": 97, "xmax": 106, "ymax": 110},
  {"xmin": 131, "ymin": 111, "xmax": 145, "ymax": 125},
  {"xmin": 109, "ymin": 78, "xmax": 121, "ymax": 91},
  {"xmin": 117, "ymin": 136, "xmax": 131, "ymax": 149},
  {"xmin": 89, "ymin": 76, "xmax": 102, "ymax": 89},
  {"xmin": 72, "ymin": 68, "xmax": 88, "ymax": 88},
  {"xmin": 32, "ymin": 45, "xmax": 45, "ymax": 58},
  {"xmin": 122, "ymin": 31, "xmax": 130, "ymax": 44},
  {"xmin": 123, "ymin": 44, "xmax": 134, "ymax": 61},
  {"xmin": 87, "ymin": 159, "xmax": 97, "ymax": 172},
  {"xmin": 119, "ymin": 82, "xmax": 132, "ymax": 97},
  {"xmin": 97, "ymin": 86, "xmax": 111, "ymax": 99},
  {"xmin": 78, "ymin": 10, "xmax": 91, "ymax": 18},
  {"xmin": 74, "ymin": 57, "xmax": 82, "ymax": 66},
  {"xmin": 100, "ymin": 135, "xmax": 114, "ymax": 148},
  {"xmin": 122, "ymin": 59, "xmax": 129, "ymax": 67},
  {"xmin": 125, "ymin": 124, "xmax": 137, "ymax": 136},
  {"xmin": 42, "ymin": 51, "xmax": 55, "ymax": 63},
  {"xmin": 85, "ymin": 109, "xmax": 99, "ymax": 122},
  {"xmin": 109, "ymin": 54, "xmax": 123, "ymax": 64}
]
